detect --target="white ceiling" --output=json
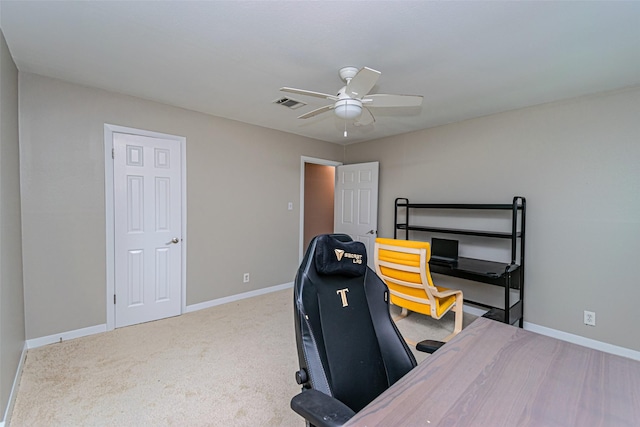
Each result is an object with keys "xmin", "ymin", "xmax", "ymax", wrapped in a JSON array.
[{"xmin": 2, "ymin": 1, "xmax": 639, "ymax": 145}]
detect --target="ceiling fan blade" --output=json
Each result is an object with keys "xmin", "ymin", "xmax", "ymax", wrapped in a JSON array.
[
  {"xmin": 297, "ymin": 104, "xmax": 334, "ymax": 119},
  {"xmin": 354, "ymin": 107, "xmax": 375, "ymax": 126},
  {"xmin": 362, "ymin": 94, "xmax": 423, "ymax": 108},
  {"xmin": 280, "ymin": 87, "xmax": 339, "ymax": 101},
  {"xmin": 345, "ymin": 67, "xmax": 381, "ymax": 98}
]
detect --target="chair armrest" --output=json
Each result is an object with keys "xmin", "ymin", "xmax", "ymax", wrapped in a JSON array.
[
  {"xmin": 431, "ymin": 288, "xmax": 462, "ymax": 298},
  {"xmin": 416, "ymin": 339, "xmax": 445, "ymax": 353},
  {"xmin": 291, "ymin": 389, "xmax": 356, "ymax": 427}
]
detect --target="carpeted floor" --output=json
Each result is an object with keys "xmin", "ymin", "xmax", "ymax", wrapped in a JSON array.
[{"xmin": 10, "ymin": 288, "xmax": 475, "ymax": 426}]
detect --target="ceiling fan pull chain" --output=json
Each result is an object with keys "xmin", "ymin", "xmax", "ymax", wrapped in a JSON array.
[{"xmin": 344, "ymin": 101, "xmax": 348, "ymax": 137}]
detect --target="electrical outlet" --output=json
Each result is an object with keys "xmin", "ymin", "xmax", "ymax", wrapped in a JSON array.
[
  {"xmin": 243, "ymin": 273, "xmax": 250, "ymax": 283},
  {"xmin": 584, "ymin": 310, "xmax": 596, "ymax": 326}
]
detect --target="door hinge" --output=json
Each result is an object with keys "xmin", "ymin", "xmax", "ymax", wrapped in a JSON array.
[
  {"xmin": 112, "ymin": 148, "xmax": 115, "ymax": 159},
  {"xmin": 114, "ymin": 294, "xmax": 116, "ymax": 304}
]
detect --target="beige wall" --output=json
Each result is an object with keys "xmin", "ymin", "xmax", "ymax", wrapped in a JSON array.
[
  {"xmin": 13, "ymin": 66, "xmax": 640, "ymax": 354},
  {"xmin": 0, "ymin": 27, "xmax": 25, "ymax": 420},
  {"xmin": 345, "ymin": 87, "xmax": 640, "ymax": 351},
  {"xmin": 19, "ymin": 72, "xmax": 344, "ymax": 340}
]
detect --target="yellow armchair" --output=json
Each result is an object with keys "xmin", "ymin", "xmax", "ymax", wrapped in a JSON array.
[{"xmin": 374, "ymin": 237, "xmax": 463, "ymax": 341}]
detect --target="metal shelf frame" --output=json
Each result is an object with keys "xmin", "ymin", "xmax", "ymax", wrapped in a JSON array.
[{"xmin": 393, "ymin": 196, "xmax": 526, "ymax": 326}]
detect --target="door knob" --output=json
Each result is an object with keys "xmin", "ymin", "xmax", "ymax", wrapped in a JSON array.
[
  {"xmin": 166, "ymin": 237, "xmax": 180, "ymax": 245},
  {"xmin": 366, "ymin": 230, "xmax": 376, "ymax": 234}
]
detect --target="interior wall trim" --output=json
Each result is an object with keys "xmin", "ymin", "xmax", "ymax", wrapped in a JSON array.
[
  {"xmin": 463, "ymin": 304, "xmax": 639, "ymax": 361},
  {"xmin": 24, "ymin": 283, "xmax": 294, "ymax": 350},
  {"xmin": 462, "ymin": 304, "xmax": 488, "ymax": 317},
  {"xmin": 1, "ymin": 344, "xmax": 27, "ymax": 426},
  {"xmin": 524, "ymin": 321, "xmax": 640, "ymax": 361},
  {"xmin": 25, "ymin": 324, "xmax": 107, "ymax": 350},
  {"xmin": 22, "ymin": 290, "xmax": 640, "ymax": 362},
  {"xmin": 185, "ymin": 282, "xmax": 294, "ymax": 313}
]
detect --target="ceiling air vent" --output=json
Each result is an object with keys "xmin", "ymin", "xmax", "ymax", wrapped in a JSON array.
[{"xmin": 274, "ymin": 97, "xmax": 306, "ymax": 110}]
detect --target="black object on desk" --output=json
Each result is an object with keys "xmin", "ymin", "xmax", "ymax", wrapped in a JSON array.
[{"xmin": 430, "ymin": 237, "xmax": 459, "ymax": 265}]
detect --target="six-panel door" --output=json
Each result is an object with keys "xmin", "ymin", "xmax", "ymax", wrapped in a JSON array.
[{"xmin": 113, "ymin": 132, "xmax": 182, "ymax": 328}]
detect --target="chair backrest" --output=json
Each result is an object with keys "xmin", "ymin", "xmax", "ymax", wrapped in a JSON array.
[
  {"xmin": 375, "ymin": 237, "xmax": 451, "ymax": 318},
  {"xmin": 293, "ymin": 234, "xmax": 416, "ymax": 412}
]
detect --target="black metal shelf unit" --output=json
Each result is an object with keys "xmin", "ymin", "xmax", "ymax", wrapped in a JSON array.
[{"xmin": 394, "ymin": 196, "xmax": 526, "ymax": 326}]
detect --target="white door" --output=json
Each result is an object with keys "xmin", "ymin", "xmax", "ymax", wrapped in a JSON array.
[
  {"xmin": 334, "ymin": 162, "xmax": 379, "ymax": 269},
  {"xmin": 113, "ymin": 132, "xmax": 182, "ymax": 328}
]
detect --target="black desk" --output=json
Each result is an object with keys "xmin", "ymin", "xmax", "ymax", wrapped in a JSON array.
[
  {"xmin": 430, "ymin": 257, "xmax": 523, "ymax": 325},
  {"xmin": 394, "ymin": 197, "xmax": 526, "ymax": 327}
]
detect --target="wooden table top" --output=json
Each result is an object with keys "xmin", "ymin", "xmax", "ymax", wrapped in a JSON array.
[{"xmin": 345, "ymin": 317, "xmax": 640, "ymax": 426}]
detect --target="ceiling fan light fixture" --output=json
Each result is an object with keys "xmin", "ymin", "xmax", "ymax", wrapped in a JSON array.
[{"xmin": 334, "ymin": 99, "xmax": 362, "ymax": 120}]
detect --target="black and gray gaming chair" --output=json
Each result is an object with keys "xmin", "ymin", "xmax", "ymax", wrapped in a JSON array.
[{"xmin": 291, "ymin": 234, "xmax": 437, "ymax": 427}]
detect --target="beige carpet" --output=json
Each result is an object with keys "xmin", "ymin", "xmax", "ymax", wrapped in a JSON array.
[{"xmin": 11, "ymin": 288, "xmax": 475, "ymax": 426}]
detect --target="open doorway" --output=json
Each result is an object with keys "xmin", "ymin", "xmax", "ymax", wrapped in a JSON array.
[
  {"xmin": 299, "ymin": 157, "xmax": 379, "ymax": 266},
  {"xmin": 303, "ymin": 163, "xmax": 336, "ymax": 250},
  {"xmin": 299, "ymin": 157, "xmax": 341, "ymax": 261}
]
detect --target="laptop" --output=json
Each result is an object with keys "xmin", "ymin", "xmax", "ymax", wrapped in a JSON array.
[{"xmin": 430, "ymin": 238, "xmax": 459, "ymax": 265}]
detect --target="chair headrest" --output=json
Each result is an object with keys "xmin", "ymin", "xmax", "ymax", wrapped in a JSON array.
[{"xmin": 314, "ymin": 235, "xmax": 367, "ymax": 277}]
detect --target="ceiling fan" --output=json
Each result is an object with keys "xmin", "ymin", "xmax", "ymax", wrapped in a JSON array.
[{"xmin": 280, "ymin": 66, "xmax": 423, "ymax": 128}]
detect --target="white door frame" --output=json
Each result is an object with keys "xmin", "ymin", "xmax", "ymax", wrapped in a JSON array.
[
  {"xmin": 104, "ymin": 124, "xmax": 187, "ymax": 331},
  {"xmin": 299, "ymin": 156, "xmax": 342, "ymax": 262}
]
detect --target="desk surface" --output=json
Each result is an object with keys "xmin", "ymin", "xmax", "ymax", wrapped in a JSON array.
[
  {"xmin": 429, "ymin": 256, "xmax": 514, "ymax": 282},
  {"xmin": 345, "ymin": 318, "xmax": 640, "ymax": 426}
]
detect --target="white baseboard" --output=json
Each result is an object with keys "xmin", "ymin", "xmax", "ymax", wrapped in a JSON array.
[
  {"xmin": 1, "ymin": 343, "xmax": 27, "ymax": 426},
  {"xmin": 185, "ymin": 282, "xmax": 294, "ymax": 313},
  {"xmin": 462, "ymin": 304, "xmax": 488, "ymax": 317},
  {"xmin": 26, "ymin": 324, "xmax": 107, "ymax": 350},
  {"xmin": 23, "ymin": 282, "xmax": 638, "ymax": 365},
  {"xmin": 25, "ymin": 283, "xmax": 295, "ymax": 351},
  {"xmin": 524, "ymin": 321, "xmax": 640, "ymax": 361},
  {"xmin": 461, "ymin": 305, "xmax": 640, "ymax": 361}
]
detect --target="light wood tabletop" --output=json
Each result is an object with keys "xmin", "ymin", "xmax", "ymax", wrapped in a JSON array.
[{"xmin": 345, "ymin": 317, "xmax": 640, "ymax": 426}]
